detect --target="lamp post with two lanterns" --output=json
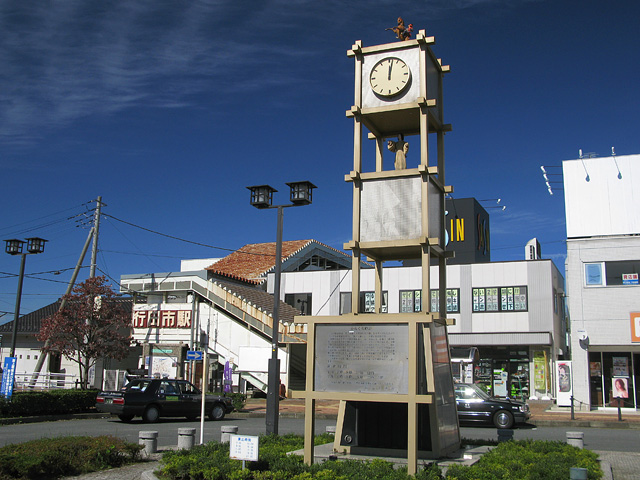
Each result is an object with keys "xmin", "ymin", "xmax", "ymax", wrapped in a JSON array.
[
  {"xmin": 4, "ymin": 237, "xmax": 48, "ymax": 358},
  {"xmin": 247, "ymin": 181, "xmax": 316, "ymax": 435}
]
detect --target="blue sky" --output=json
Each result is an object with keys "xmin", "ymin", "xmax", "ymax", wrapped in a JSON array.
[{"xmin": 1, "ymin": 0, "xmax": 639, "ymax": 318}]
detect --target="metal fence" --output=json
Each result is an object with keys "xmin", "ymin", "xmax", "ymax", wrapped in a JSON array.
[{"xmin": 12, "ymin": 371, "xmax": 80, "ymax": 390}]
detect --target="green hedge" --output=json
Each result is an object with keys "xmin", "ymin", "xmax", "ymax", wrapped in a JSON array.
[
  {"xmin": 0, "ymin": 389, "xmax": 98, "ymax": 417},
  {"xmin": 446, "ymin": 440, "xmax": 602, "ymax": 480},
  {"xmin": 0, "ymin": 435, "xmax": 143, "ymax": 479},
  {"xmin": 159, "ymin": 436, "xmax": 603, "ymax": 480}
]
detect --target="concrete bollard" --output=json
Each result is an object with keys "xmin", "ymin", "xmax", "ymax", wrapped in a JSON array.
[
  {"xmin": 178, "ymin": 428, "xmax": 197, "ymax": 450},
  {"xmin": 497, "ymin": 429, "xmax": 514, "ymax": 442},
  {"xmin": 566, "ymin": 431, "xmax": 584, "ymax": 449},
  {"xmin": 569, "ymin": 467, "xmax": 588, "ymax": 480},
  {"xmin": 139, "ymin": 431, "xmax": 159, "ymax": 455},
  {"xmin": 220, "ymin": 425, "xmax": 238, "ymax": 443},
  {"xmin": 325, "ymin": 426, "xmax": 336, "ymax": 435}
]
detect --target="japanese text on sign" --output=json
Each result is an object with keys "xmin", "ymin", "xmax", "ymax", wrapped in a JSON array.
[
  {"xmin": 314, "ymin": 324, "xmax": 409, "ymax": 394},
  {"xmin": 229, "ymin": 435, "xmax": 259, "ymax": 461},
  {"xmin": 132, "ymin": 310, "xmax": 191, "ymax": 328}
]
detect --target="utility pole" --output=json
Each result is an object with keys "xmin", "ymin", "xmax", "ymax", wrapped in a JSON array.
[
  {"xmin": 89, "ymin": 196, "xmax": 102, "ymax": 278},
  {"xmin": 30, "ymin": 196, "xmax": 103, "ymax": 386}
]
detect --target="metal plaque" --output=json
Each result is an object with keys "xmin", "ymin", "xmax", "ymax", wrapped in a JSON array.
[{"xmin": 314, "ymin": 324, "xmax": 409, "ymax": 393}]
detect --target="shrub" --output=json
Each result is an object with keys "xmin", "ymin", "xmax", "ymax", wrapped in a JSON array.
[
  {"xmin": 0, "ymin": 389, "xmax": 98, "ymax": 417},
  {"xmin": 445, "ymin": 440, "xmax": 602, "ymax": 480},
  {"xmin": 0, "ymin": 435, "xmax": 143, "ymax": 479},
  {"xmin": 228, "ymin": 393, "xmax": 247, "ymax": 412}
]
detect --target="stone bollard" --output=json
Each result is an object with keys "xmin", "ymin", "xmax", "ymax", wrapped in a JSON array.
[
  {"xmin": 139, "ymin": 431, "xmax": 159, "ymax": 456},
  {"xmin": 325, "ymin": 426, "xmax": 336, "ymax": 435},
  {"xmin": 178, "ymin": 428, "xmax": 197, "ymax": 450},
  {"xmin": 220, "ymin": 425, "xmax": 238, "ymax": 443},
  {"xmin": 566, "ymin": 431, "xmax": 584, "ymax": 449},
  {"xmin": 497, "ymin": 429, "xmax": 514, "ymax": 442},
  {"xmin": 569, "ymin": 467, "xmax": 588, "ymax": 480}
]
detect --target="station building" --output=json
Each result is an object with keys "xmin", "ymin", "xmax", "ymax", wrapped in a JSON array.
[{"xmin": 118, "ymin": 198, "xmax": 566, "ymax": 400}]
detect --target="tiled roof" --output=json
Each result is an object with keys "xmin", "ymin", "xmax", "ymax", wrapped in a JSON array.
[
  {"xmin": 214, "ymin": 280, "xmax": 301, "ymax": 325},
  {"xmin": 206, "ymin": 240, "xmax": 313, "ymax": 284},
  {"xmin": 0, "ymin": 298, "xmax": 133, "ymax": 334}
]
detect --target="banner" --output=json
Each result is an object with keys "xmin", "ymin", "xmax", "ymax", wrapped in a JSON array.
[
  {"xmin": 556, "ymin": 361, "xmax": 572, "ymax": 406},
  {"xmin": 1, "ymin": 357, "xmax": 17, "ymax": 398}
]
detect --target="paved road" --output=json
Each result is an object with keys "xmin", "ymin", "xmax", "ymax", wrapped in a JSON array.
[
  {"xmin": 0, "ymin": 415, "xmax": 336, "ymax": 448},
  {"xmin": 2, "ymin": 415, "xmax": 638, "ymax": 454}
]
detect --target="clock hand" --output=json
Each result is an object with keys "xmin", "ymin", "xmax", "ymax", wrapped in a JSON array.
[{"xmin": 388, "ymin": 60, "xmax": 393, "ymax": 80}]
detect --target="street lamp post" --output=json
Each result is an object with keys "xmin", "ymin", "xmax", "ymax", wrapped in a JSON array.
[
  {"xmin": 247, "ymin": 181, "xmax": 316, "ymax": 435},
  {"xmin": 4, "ymin": 237, "xmax": 48, "ymax": 358}
]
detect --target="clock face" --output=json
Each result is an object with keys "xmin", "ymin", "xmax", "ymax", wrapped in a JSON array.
[{"xmin": 369, "ymin": 57, "xmax": 411, "ymax": 97}]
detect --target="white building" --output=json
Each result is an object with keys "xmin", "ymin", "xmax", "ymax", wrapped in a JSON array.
[
  {"xmin": 564, "ymin": 153, "xmax": 640, "ymax": 410},
  {"xmin": 118, "ymin": 237, "xmax": 565, "ymax": 400},
  {"xmin": 278, "ymin": 258, "xmax": 565, "ymax": 400}
]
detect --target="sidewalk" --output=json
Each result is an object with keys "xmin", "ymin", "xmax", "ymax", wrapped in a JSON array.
[{"xmin": 243, "ymin": 397, "xmax": 640, "ymax": 429}]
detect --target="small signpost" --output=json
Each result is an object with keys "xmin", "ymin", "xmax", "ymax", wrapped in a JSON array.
[{"xmin": 229, "ymin": 434, "xmax": 259, "ymax": 470}]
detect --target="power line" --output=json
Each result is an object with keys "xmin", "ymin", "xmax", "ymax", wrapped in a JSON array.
[{"xmin": 102, "ymin": 213, "xmax": 274, "ymax": 257}]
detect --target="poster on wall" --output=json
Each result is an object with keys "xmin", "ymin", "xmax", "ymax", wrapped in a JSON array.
[
  {"xmin": 590, "ymin": 362, "xmax": 602, "ymax": 377},
  {"xmin": 556, "ymin": 361, "xmax": 572, "ymax": 407},
  {"xmin": 533, "ymin": 351, "xmax": 548, "ymax": 394},
  {"xmin": 146, "ymin": 356, "xmax": 178, "ymax": 378},
  {"xmin": 612, "ymin": 377, "xmax": 629, "ymax": 399},
  {"xmin": 612, "ymin": 357, "xmax": 629, "ymax": 377}
]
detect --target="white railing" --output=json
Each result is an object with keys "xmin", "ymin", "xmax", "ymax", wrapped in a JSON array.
[{"xmin": 13, "ymin": 371, "xmax": 80, "ymax": 390}]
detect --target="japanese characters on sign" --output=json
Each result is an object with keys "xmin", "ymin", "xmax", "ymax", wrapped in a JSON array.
[
  {"xmin": 1, "ymin": 357, "xmax": 17, "ymax": 398},
  {"xmin": 229, "ymin": 435, "xmax": 259, "ymax": 462},
  {"xmin": 132, "ymin": 310, "xmax": 192, "ymax": 328}
]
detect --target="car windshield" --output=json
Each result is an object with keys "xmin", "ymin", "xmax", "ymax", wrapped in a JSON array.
[{"xmin": 455, "ymin": 384, "xmax": 491, "ymax": 401}]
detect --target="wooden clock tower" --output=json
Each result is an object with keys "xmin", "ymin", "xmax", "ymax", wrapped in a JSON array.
[{"xmin": 295, "ymin": 31, "xmax": 459, "ymax": 474}]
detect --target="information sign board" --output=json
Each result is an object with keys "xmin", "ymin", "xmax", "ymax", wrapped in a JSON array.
[
  {"xmin": 229, "ymin": 435, "xmax": 259, "ymax": 462},
  {"xmin": 314, "ymin": 324, "xmax": 409, "ymax": 394}
]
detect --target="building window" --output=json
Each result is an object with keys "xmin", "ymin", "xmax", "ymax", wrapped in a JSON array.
[
  {"xmin": 340, "ymin": 292, "xmax": 351, "ymax": 314},
  {"xmin": 339, "ymin": 292, "xmax": 388, "ymax": 314},
  {"xmin": 585, "ymin": 263, "xmax": 604, "ymax": 286},
  {"xmin": 284, "ymin": 293, "xmax": 312, "ymax": 315},
  {"xmin": 360, "ymin": 291, "xmax": 388, "ymax": 313},
  {"xmin": 430, "ymin": 289, "xmax": 460, "ymax": 313},
  {"xmin": 400, "ymin": 290, "xmax": 422, "ymax": 313},
  {"xmin": 473, "ymin": 286, "xmax": 527, "ymax": 312},
  {"xmin": 585, "ymin": 260, "xmax": 640, "ymax": 287}
]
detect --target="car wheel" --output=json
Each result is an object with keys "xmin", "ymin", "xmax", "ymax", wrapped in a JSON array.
[
  {"xmin": 143, "ymin": 405, "xmax": 160, "ymax": 423},
  {"xmin": 118, "ymin": 414, "xmax": 134, "ymax": 423},
  {"xmin": 209, "ymin": 404, "xmax": 226, "ymax": 421},
  {"xmin": 493, "ymin": 410, "xmax": 514, "ymax": 429}
]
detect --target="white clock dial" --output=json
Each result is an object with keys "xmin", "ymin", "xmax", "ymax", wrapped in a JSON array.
[{"xmin": 369, "ymin": 57, "xmax": 411, "ymax": 97}]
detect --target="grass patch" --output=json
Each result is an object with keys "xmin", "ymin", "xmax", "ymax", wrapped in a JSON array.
[{"xmin": 0, "ymin": 435, "xmax": 143, "ymax": 479}]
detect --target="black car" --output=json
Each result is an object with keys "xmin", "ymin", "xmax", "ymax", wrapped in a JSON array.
[
  {"xmin": 96, "ymin": 378, "xmax": 234, "ymax": 423},
  {"xmin": 454, "ymin": 383, "xmax": 530, "ymax": 429}
]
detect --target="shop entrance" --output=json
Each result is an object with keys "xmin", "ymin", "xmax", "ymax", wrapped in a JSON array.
[
  {"xmin": 589, "ymin": 351, "xmax": 637, "ymax": 409},
  {"xmin": 474, "ymin": 347, "xmax": 530, "ymax": 400}
]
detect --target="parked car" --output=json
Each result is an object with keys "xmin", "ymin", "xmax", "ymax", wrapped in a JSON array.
[
  {"xmin": 95, "ymin": 378, "xmax": 234, "ymax": 423},
  {"xmin": 454, "ymin": 383, "xmax": 530, "ymax": 429}
]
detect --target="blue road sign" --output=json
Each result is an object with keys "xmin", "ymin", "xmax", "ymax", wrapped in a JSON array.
[{"xmin": 186, "ymin": 350, "xmax": 203, "ymax": 361}]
